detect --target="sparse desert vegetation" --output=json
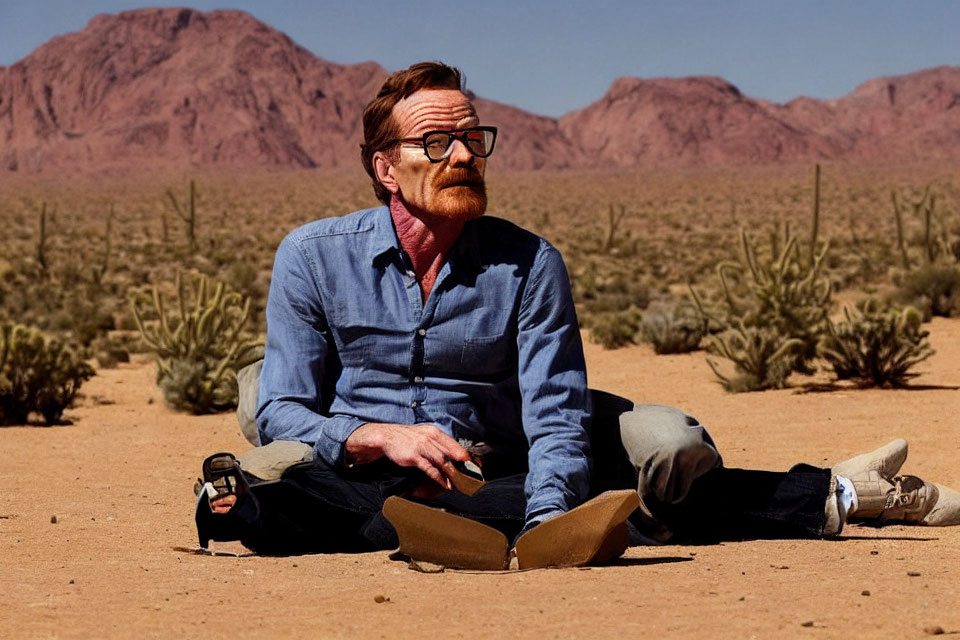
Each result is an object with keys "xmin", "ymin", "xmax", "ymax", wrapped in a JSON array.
[{"xmin": 1, "ymin": 162, "xmax": 959, "ymax": 419}]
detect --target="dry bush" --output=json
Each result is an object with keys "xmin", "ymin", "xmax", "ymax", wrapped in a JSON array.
[
  {"xmin": 0, "ymin": 162, "xmax": 957, "ymax": 378},
  {"xmin": 0, "ymin": 321, "xmax": 94, "ymax": 425},
  {"xmin": 819, "ymin": 300, "xmax": 934, "ymax": 387}
]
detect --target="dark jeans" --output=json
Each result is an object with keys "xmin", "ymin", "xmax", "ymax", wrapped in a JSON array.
[
  {"xmin": 199, "ymin": 459, "xmax": 528, "ymax": 555},
  {"xmin": 199, "ymin": 394, "xmax": 831, "ymax": 554},
  {"xmin": 200, "ymin": 460, "xmax": 829, "ymax": 556}
]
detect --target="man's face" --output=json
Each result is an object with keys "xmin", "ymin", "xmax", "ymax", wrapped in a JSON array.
[{"xmin": 378, "ymin": 89, "xmax": 487, "ymax": 221}]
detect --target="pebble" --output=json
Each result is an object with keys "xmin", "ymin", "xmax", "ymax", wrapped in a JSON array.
[
  {"xmin": 923, "ymin": 626, "xmax": 944, "ymax": 635},
  {"xmin": 374, "ymin": 594, "xmax": 389, "ymax": 604},
  {"xmin": 801, "ymin": 621, "xmax": 814, "ymax": 627},
  {"xmin": 861, "ymin": 590, "xmax": 870, "ymax": 596},
  {"xmin": 50, "ymin": 515, "xmax": 58, "ymax": 524},
  {"xmin": 907, "ymin": 571, "xmax": 922, "ymax": 577}
]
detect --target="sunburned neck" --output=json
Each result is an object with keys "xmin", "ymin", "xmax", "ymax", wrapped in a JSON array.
[{"xmin": 389, "ymin": 197, "xmax": 464, "ymax": 301}]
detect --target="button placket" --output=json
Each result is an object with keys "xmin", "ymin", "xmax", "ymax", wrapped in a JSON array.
[{"xmin": 410, "ymin": 324, "xmax": 428, "ymax": 420}]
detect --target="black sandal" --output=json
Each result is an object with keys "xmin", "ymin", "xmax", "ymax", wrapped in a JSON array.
[{"xmin": 194, "ymin": 452, "xmax": 260, "ymax": 549}]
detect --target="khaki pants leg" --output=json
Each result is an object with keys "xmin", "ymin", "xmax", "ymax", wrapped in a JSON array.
[{"xmin": 619, "ymin": 404, "xmax": 722, "ymax": 505}]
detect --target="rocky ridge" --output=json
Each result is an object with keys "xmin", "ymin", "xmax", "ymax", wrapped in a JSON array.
[{"xmin": 2, "ymin": 7, "xmax": 959, "ymax": 174}]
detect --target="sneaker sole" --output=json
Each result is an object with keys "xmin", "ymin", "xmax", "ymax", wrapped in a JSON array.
[
  {"xmin": 514, "ymin": 490, "xmax": 640, "ymax": 570},
  {"xmin": 382, "ymin": 496, "xmax": 510, "ymax": 570}
]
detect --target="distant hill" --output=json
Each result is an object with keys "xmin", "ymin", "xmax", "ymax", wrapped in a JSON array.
[{"xmin": 2, "ymin": 7, "xmax": 959, "ymax": 174}]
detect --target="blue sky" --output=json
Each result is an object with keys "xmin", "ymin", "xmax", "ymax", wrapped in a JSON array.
[{"xmin": 1, "ymin": 1, "xmax": 957, "ymax": 117}]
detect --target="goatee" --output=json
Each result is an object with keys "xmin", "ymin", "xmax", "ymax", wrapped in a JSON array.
[{"xmin": 430, "ymin": 167, "xmax": 487, "ymax": 221}]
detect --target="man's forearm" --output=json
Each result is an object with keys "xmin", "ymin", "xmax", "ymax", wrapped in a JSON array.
[{"xmin": 258, "ymin": 398, "xmax": 366, "ymax": 464}]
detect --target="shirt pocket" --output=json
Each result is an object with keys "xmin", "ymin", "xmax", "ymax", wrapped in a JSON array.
[
  {"xmin": 333, "ymin": 324, "xmax": 371, "ymax": 366},
  {"xmin": 461, "ymin": 333, "xmax": 514, "ymax": 377}
]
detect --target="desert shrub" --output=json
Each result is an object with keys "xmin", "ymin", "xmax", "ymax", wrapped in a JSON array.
[
  {"xmin": 131, "ymin": 271, "xmax": 263, "ymax": 414},
  {"xmin": 819, "ymin": 300, "xmax": 934, "ymax": 388},
  {"xmin": 0, "ymin": 322, "xmax": 95, "ymax": 425},
  {"xmin": 894, "ymin": 264, "xmax": 960, "ymax": 318},
  {"xmin": 640, "ymin": 298, "xmax": 705, "ymax": 354},
  {"xmin": 703, "ymin": 322, "xmax": 803, "ymax": 392},
  {"xmin": 692, "ymin": 225, "xmax": 832, "ymax": 391},
  {"xmin": 588, "ymin": 308, "xmax": 643, "ymax": 349},
  {"xmin": 576, "ymin": 269, "xmax": 651, "ymax": 316},
  {"xmin": 89, "ymin": 333, "xmax": 131, "ymax": 369}
]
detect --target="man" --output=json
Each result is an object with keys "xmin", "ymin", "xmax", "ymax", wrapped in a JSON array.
[{"xmin": 195, "ymin": 62, "xmax": 960, "ymax": 568}]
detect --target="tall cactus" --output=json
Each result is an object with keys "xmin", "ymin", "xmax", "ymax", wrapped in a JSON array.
[
  {"xmin": 130, "ymin": 271, "xmax": 262, "ymax": 413},
  {"xmin": 691, "ymin": 169, "xmax": 833, "ymax": 392},
  {"xmin": 166, "ymin": 180, "xmax": 199, "ymax": 252},
  {"xmin": 716, "ymin": 227, "xmax": 831, "ymax": 374}
]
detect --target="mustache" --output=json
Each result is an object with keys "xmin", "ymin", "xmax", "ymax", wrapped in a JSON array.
[{"xmin": 434, "ymin": 167, "xmax": 485, "ymax": 189}]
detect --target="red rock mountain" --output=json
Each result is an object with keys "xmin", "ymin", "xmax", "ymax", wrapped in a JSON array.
[
  {"xmin": 2, "ymin": 7, "xmax": 959, "ymax": 174},
  {"xmin": 0, "ymin": 7, "xmax": 575, "ymax": 173},
  {"xmin": 560, "ymin": 68, "xmax": 960, "ymax": 168}
]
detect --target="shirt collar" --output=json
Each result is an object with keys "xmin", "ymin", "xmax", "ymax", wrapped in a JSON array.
[
  {"xmin": 367, "ymin": 206, "xmax": 403, "ymax": 265},
  {"xmin": 366, "ymin": 205, "xmax": 485, "ymax": 273}
]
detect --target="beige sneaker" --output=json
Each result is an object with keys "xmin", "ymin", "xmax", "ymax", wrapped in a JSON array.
[
  {"xmin": 832, "ymin": 439, "xmax": 908, "ymax": 480},
  {"xmin": 849, "ymin": 470, "xmax": 960, "ymax": 526}
]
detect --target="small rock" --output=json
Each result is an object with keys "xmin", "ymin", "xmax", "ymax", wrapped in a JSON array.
[
  {"xmin": 69, "ymin": 579, "xmax": 75, "ymax": 584},
  {"xmin": 50, "ymin": 515, "xmax": 58, "ymax": 524},
  {"xmin": 861, "ymin": 590, "xmax": 870, "ymax": 596},
  {"xmin": 907, "ymin": 571, "xmax": 922, "ymax": 577},
  {"xmin": 738, "ymin": 596, "xmax": 745, "ymax": 601},
  {"xmin": 923, "ymin": 626, "xmax": 944, "ymax": 635},
  {"xmin": 870, "ymin": 550, "xmax": 879, "ymax": 555},
  {"xmin": 801, "ymin": 621, "xmax": 814, "ymax": 627},
  {"xmin": 373, "ymin": 594, "xmax": 389, "ymax": 604}
]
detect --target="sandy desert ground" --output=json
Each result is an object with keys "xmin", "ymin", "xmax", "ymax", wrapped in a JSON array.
[{"xmin": 2, "ymin": 319, "xmax": 959, "ymax": 639}]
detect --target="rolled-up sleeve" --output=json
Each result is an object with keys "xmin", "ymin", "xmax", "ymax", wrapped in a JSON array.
[
  {"xmin": 257, "ymin": 234, "xmax": 365, "ymax": 465},
  {"xmin": 516, "ymin": 242, "xmax": 592, "ymax": 525}
]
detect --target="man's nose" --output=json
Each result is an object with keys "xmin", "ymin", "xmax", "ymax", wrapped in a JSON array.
[{"xmin": 445, "ymin": 139, "xmax": 474, "ymax": 166}]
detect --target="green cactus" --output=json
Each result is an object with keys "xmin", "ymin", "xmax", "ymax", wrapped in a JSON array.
[
  {"xmin": 819, "ymin": 300, "xmax": 934, "ymax": 388},
  {"xmin": 166, "ymin": 180, "xmax": 199, "ymax": 252},
  {"xmin": 703, "ymin": 321, "xmax": 804, "ymax": 393},
  {"xmin": 130, "ymin": 271, "xmax": 263, "ymax": 414},
  {"xmin": 701, "ymin": 224, "xmax": 831, "ymax": 376},
  {"xmin": 690, "ymin": 179, "xmax": 833, "ymax": 392},
  {"xmin": 0, "ymin": 322, "xmax": 94, "ymax": 425}
]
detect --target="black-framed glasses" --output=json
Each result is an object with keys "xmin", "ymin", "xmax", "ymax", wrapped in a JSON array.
[{"xmin": 393, "ymin": 126, "xmax": 498, "ymax": 162}]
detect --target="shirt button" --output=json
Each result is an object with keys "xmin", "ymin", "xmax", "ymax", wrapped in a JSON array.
[
  {"xmin": 410, "ymin": 401, "xmax": 418, "ymax": 408},
  {"xmin": 417, "ymin": 329, "xmax": 426, "ymax": 336},
  {"xmin": 406, "ymin": 270, "xmax": 415, "ymax": 277},
  {"xmin": 414, "ymin": 376, "xmax": 423, "ymax": 383}
]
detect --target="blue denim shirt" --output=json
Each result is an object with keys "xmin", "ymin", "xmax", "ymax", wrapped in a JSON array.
[{"xmin": 257, "ymin": 206, "xmax": 592, "ymax": 525}]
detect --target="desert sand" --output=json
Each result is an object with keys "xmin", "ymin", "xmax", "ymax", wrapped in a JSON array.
[{"xmin": 2, "ymin": 320, "xmax": 959, "ymax": 639}]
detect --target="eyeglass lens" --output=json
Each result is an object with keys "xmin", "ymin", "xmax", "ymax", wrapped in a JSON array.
[{"xmin": 424, "ymin": 129, "xmax": 495, "ymax": 161}]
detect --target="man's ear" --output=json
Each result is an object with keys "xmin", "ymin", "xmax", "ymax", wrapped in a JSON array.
[{"xmin": 373, "ymin": 152, "xmax": 400, "ymax": 195}]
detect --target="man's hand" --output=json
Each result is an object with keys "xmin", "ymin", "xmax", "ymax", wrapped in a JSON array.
[{"xmin": 344, "ymin": 423, "xmax": 471, "ymax": 488}]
